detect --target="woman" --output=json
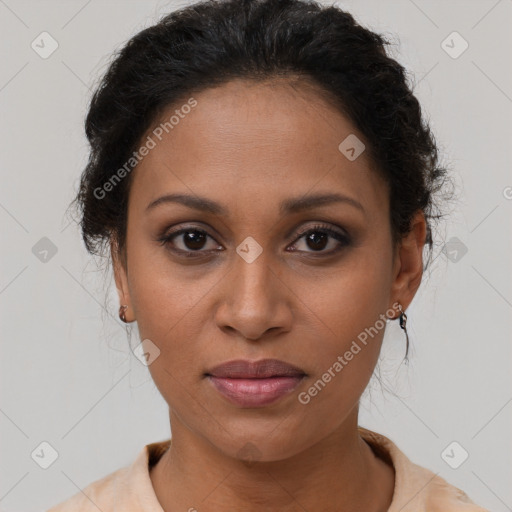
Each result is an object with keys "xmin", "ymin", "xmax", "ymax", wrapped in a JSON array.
[{"xmin": 48, "ymin": 0, "xmax": 489, "ymax": 510}]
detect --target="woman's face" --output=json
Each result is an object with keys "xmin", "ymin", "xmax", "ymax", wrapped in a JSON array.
[{"xmin": 113, "ymin": 78, "xmax": 425, "ymax": 461}]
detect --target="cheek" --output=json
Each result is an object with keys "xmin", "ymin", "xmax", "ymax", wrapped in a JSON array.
[
  {"xmin": 325, "ymin": 261, "xmax": 391, "ymax": 346},
  {"xmin": 296, "ymin": 241, "xmax": 392, "ymax": 401},
  {"xmin": 127, "ymin": 235, "xmax": 210, "ymax": 337},
  {"xmin": 126, "ymin": 245, "xmax": 212, "ymax": 389},
  {"xmin": 299, "ymin": 235, "xmax": 392, "ymax": 342},
  {"xmin": 293, "ymin": 283, "xmax": 389, "ymax": 441}
]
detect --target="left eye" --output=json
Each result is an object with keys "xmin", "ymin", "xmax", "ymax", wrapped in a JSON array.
[{"xmin": 289, "ymin": 225, "xmax": 350, "ymax": 254}]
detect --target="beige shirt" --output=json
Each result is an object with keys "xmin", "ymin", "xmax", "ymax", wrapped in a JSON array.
[{"xmin": 47, "ymin": 427, "xmax": 489, "ymax": 511}]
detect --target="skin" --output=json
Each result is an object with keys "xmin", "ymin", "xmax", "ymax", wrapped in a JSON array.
[{"xmin": 112, "ymin": 77, "xmax": 426, "ymax": 511}]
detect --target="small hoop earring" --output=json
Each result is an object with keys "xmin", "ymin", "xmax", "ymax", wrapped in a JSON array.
[
  {"xmin": 119, "ymin": 304, "xmax": 129, "ymax": 323},
  {"xmin": 397, "ymin": 303, "xmax": 410, "ymax": 363}
]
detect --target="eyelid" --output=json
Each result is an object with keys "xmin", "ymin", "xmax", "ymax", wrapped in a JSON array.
[
  {"xmin": 159, "ymin": 222, "xmax": 347, "ymax": 243},
  {"xmin": 158, "ymin": 222, "xmax": 221, "ymax": 242},
  {"xmin": 157, "ymin": 225, "xmax": 221, "ymax": 248},
  {"xmin": 291, "ymin": 223, "xmax": 348, "ymax": 241}
]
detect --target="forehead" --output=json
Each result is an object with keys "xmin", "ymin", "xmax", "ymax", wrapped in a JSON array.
[{"xmin": 129, "ymin": 78, "xmax": 388, "ymax": 221}]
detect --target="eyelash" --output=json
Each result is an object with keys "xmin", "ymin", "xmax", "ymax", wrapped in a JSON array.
[{"xmin": 156, "ymin": 223, "xmax": 350, "ymax": 258}]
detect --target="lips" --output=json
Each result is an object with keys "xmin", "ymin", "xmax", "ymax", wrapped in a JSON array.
[
  {"xmin": 205, "ymin": 359, "xmax": 307, "ymax": 408},
  {"xmin": 205, "ymin": 358, "xmax": 306, "ymax": 379}
]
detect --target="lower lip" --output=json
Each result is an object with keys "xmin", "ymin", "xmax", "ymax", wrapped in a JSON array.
[{"xmin": 207, "ymin": 375, "xmax": 305, "ymax": 407}]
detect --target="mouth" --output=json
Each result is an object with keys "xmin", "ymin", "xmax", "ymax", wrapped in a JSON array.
[{"xmin": 204, "ymin": 358, "xmax": 307, "ymax": 408}]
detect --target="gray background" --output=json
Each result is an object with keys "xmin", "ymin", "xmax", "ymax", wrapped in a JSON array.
[{"xmin": 1, "ymin": 0, "xmax": 511, "ymax": 511}]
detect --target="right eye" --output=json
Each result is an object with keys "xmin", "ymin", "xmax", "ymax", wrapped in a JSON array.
[{"xmin": 157, "ymin": 227, "xmax": 223, "ymax": 257}]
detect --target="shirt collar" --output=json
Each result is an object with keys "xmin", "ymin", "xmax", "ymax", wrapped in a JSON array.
[{"xmin": 114, "ymin": 427, "xmax": 477, "ymax": 512}]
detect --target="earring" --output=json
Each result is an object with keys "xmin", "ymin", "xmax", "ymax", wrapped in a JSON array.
[
  {"xmin": 397, "ymin": 303, "xmax": 410, "ymax": 362},
  {"xmin": 119, "ymin": 304, "xmax": 129, "ymax": 323}
]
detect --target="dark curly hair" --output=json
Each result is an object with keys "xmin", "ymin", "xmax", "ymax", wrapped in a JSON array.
[{"xmin": 69, "ymin": 0, "xmax": 453, "ymax": 271}]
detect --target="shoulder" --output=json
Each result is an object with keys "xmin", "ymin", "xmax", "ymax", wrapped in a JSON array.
[
  {"xmin": 46, "ymin": 439, "xmax": 170, "ymax": 512},
  {"xmin": 358, "ymin": 427, "xmax": 490, "ymax": 512},
  {"xmin": 419, "ymin": 474, "xmax": 490, "ymax": 512},
  {"xmin": 46, "ymin": 466, "xmax": 127, "ymax": 512}
]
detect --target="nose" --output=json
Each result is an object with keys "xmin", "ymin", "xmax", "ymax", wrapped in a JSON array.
[{"xmin": 213, "ymin": 252, "xmax": 293, "ymax": 341}]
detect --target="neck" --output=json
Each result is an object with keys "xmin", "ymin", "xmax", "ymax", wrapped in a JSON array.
[{"xmin": 150, "ymin": 407, "xmax": 394, "ymax": 512}]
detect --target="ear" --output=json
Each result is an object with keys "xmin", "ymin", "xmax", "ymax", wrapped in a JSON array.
[
  {"xmin": 110, "ymin": 236, "xmax": 133, "ymax": 322},
  {"xmin": 389, "ymin": 210, "xmax": 427, "ymax": 316}
]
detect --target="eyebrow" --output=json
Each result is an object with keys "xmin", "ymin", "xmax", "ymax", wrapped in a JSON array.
[{"xmin": 145, "ymin": 192, "xmax": 365, "ymax": 216}]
